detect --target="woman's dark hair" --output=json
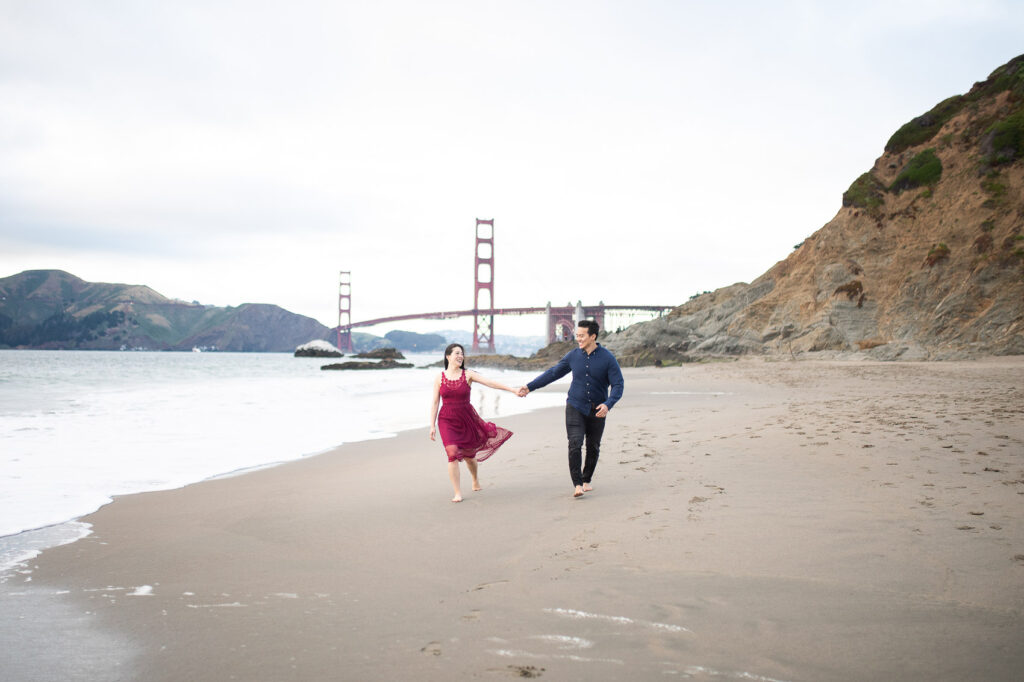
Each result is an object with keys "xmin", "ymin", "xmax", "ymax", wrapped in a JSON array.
[
  {"xmin": 443, "ymin": 343, "xmax": 466, "ymax": 370},
  {"xmin": 577, "ymin": 319, "xmax": 600, "ymax": 338}
]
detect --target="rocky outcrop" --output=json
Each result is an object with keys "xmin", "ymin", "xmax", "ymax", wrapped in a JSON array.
[
  {"xmin": 354, "ymin": 348, "xmax": 406, "ymax": 360},
  {"xmin": 295, "ymin": 340, "xmax": 343, "ymax": 357},
  {"xmin": 321, "ymin": 358, "xmax": 414, "ymax": 370},
  {"xmin": 455, "ymin": 354, "xmax": 551, "ymax": 370},
  {"xmin": 446, "ymin": 341, "xmax": 577, "ymax": 371},
  {"xmin": 321, "ymin": 345, "xmax": 412, "ymax": 368},
  {"xmin": 606, "ymin": 54, "xmax": 1024, "ymax": 365}
]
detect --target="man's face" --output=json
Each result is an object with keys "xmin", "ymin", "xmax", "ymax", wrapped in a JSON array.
[{"xmin": 575, "ymin": 327, "xmax": 596, "ymax": 349}]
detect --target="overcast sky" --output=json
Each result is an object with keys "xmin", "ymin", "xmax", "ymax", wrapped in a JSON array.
[{"xmin": 2, "ymin": 1, "xmax": 1022, "ymax": 337}]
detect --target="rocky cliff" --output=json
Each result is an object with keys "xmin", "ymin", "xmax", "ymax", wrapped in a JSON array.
[
  {"xmin": 0, "ymin": 270, "xmax": 331, "ymax": 352},
  {"xmin": 607, "ymin": 54, "xmax": 1024, "ymax": 365}
]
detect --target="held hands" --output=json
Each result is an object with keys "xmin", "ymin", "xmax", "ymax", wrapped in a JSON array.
[{"xmin": 516, "ymin": 386, "xmax": 530, "ymax": 397}]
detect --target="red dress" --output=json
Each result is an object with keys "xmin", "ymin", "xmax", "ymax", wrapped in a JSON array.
[{"xmin": 437, "ymin": 371, "xmax": 513, "ymax": 463}]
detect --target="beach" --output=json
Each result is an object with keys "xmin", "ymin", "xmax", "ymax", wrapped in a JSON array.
[{"xmin": 3, "ymin": 358, "xmax": 1022, "ymax": 681}]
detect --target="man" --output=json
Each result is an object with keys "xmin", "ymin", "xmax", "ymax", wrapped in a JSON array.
[{"xmin": 518, "ymin": 320, "xmax": 624, "ymax": 498}]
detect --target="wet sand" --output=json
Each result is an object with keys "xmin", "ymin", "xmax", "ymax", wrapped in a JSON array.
[{"xmin": 3, "ymin": 358, "xmax": 1023, "ymax": 681}]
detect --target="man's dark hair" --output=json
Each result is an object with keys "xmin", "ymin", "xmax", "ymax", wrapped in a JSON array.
[{"xmin": 577, "ymin": 320, "xmax": 599, "ymax": 338}]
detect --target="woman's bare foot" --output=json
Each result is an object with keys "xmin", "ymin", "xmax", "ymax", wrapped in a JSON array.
[
  {"xmin": 582, "ymin": 483, "xmax": 593, "ymax": 492},
  {"xmin": 472, "ymin": 482, "xmax": 482, "ymax": 491},
  {"xmin": 573, "ymin": 486, "xmax": 584, "ymax": 498},
  {"xmin": 451, "ymin": 494, "xmax": 463, "ymax": 503}
]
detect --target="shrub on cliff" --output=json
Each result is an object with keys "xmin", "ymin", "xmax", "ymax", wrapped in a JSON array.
[
  {"xmin": 925, "ymin": 243, "xmax": 951, "ymax": 266},
  {"xmin": 884, "ymin": 55, "xmax": 1024, "ymax": 156},
  {"xmin": 891, "ymin": 148, "xmax": 942, "ymax": 193},
  {"xmin": 982, "ymin": 109, "xmax": 1024, "ymax": 166},
  {"xmin": 981, "ymin": 54, "xmax": 1024, "ymax": 99},
  {"xmin": 842, "ymin": 172, "xmax": 886, "ymax": 213},
  {"xmin": 886, "ymin": 96, "xmax": 965, "ymax": 154}
]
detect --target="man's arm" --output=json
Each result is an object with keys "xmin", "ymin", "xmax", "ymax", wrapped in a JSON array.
[
  {"xmin": 603, "ymin": 354, "xmax": 624, "ymax": 410},
  {"xmin": 525, "ymin": 351, "xmax": 573, "ymax": 393}
]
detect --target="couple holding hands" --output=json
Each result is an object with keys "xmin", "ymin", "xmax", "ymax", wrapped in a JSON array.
[{"xmin": 428, "ymin": 320, "xmax": 624, "ymax": 502}]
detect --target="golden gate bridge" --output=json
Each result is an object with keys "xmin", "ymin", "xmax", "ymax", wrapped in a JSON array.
[{"xmin": 335, "ymin": 219, "xmax": 674, "ymax": 353}]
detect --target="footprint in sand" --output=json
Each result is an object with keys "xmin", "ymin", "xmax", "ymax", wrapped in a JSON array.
[
  {"xmin": 421, "ymin": 641, "xmax": 442, "ymax": 656},
  {"xmin": 505, "ymin": 664, "xmax": 545, "ymax": 677},
  {"xmin": 473, "ymin": 580, "xmax": 510, "ymax": 591}
]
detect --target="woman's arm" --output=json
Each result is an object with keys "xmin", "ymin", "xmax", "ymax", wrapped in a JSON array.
[
  {"xmin": 466, "ymin": 370, "xmax": 517, "ymax": 394},
  {"xmin": 428, "ymin": 374, "xmax": 441, "ymax": 440}
]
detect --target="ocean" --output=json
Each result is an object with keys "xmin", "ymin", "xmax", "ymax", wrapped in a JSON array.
[{"xmin": 0, "ymin": 350, "xmax": 566, "ymax": 577}]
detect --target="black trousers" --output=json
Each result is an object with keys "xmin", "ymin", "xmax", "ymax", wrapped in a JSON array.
[{"xmin": 565, "ymin": 405, "xmax": 606, "ymax": 487}]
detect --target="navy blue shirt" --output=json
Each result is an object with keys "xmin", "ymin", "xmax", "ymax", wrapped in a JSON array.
[{"xmin": 527, "ymin": 344, "xmax": 624, "ymax": 416}]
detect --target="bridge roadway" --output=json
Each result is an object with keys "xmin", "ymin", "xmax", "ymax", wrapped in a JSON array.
[{"xmin": 340, "ymin": 304, "xmax": 673, "ymax": 331}]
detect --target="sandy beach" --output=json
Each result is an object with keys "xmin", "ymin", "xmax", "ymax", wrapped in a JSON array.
[{"xmin": 3, "ymin": 358, "xmax": 1023, "ymax": 681}]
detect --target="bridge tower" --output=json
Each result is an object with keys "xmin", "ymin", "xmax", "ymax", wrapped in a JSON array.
[
  {"xmin": 473, "ymin": 219, "xmax": 495, "ymax": 353},
  {"xmin": 337, "ymin": 270, "xmax": 353, "ymax": 352}
]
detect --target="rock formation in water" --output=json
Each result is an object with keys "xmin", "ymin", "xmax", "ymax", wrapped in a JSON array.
[
  {"xmin": 321, "ymin": 358, "xmax": 414, "ymax": 370},
  {"xmin": 354, "ymin": 348, "xmax": 406, "ymax": 360},
  {"xmin": 295, "ymin": 340, "xmax": 344, "ymax": 357}
]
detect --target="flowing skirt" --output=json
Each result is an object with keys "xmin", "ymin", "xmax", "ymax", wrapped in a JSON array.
[{"xmin": 438, "ymin": 401, "xmax": 513, "ymax": 463}]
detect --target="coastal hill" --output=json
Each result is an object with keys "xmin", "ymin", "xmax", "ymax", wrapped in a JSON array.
[
  {"xmin": 0, "ymin": 270, "xmax": 329, "ymax": 352},
  {"xmin": 0, "ymin": 270, "xmax": 542, "ymax": 354},
  {"xmin": 606, "ymin": 54, "xmax": 1024, "ymax": 365}
]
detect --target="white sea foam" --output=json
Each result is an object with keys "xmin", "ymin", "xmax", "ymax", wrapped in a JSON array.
[
  {"xmin": 0, "ymin": 350, "xmax": 566, "ymax": 576},
  {"xmin": 543, "ymin": 607, "xmax": 691, "ymax": 633},
  {"xmin": 530, "ymin": 634, "xmax": 595, "ymax": 649},
  {"xmin": 0, "ymin": 521, "xmax": 92, "ymax": 582},
  {"xmin": 679, "ymin": 665, "xmax": 792, "ymax": 682},
  {"xmin": 488, "ymin": 648, "xmax": 624, "ymax": 664}
]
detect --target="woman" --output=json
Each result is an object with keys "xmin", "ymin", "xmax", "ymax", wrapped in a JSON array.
[{"xmin": 429, "ymin": 343, "xmax": 516, "ymax": 502}]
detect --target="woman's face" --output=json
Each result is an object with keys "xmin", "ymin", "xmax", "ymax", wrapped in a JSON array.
[{"xmin": 447, "ymin": 346, "xmax": 464, "ymax": 368}]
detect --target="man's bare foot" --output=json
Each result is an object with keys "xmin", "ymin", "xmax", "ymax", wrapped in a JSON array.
[
  {"xmin": 582, "ymin": 483, "xmax": 593, "ymax": 492},
  {"xmin": 573, "ymin": 486, "xmax": 584, "ymax": 498},
  {"xmin": 451, "ymin": 494, "xmax": 462, "ymax": 503}
]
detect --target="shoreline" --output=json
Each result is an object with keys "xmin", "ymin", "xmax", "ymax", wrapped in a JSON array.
[
  {"xmin": 0, "ymin": 353, "xmax": 565, "ymax": 554},
  {"xmin": 3, "ymin": 358, "xmax": 1023, "ymax": 681}
]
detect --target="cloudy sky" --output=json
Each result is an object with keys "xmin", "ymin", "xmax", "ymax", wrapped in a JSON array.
[{"xmin": 2, "ymin": 1, "xmax": 1022, "ymax": 337}]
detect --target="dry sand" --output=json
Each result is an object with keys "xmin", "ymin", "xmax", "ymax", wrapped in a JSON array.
[{"xmin": 2, "ymin": 358, "xmax": 1023, "ymax": 681}]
